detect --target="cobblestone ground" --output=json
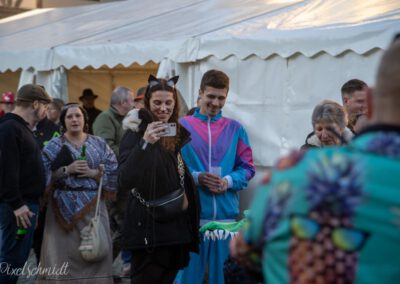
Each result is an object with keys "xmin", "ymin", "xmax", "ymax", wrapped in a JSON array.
[{"xmin": 17, "ymin": 249, "xmax": 130, "ymax": 283}]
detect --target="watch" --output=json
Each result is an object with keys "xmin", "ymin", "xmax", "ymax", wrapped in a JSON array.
[{"xmin": 62, "ymin": 166, "xmax": 68, "ymax": 176}]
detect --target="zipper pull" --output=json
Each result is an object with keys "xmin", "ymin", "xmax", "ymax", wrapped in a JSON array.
[{"xmin": 144, "ymin": 237, "xmax": 148, "ymax": 245}]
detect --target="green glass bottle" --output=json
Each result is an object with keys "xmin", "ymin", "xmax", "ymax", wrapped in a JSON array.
[
  {"xmin": 77, "ymin": 144, "xmax": 86, "ymax": 160},
  {"xmin": 16, "ymin": 227, "xmax": 28, "ymax": 241}
]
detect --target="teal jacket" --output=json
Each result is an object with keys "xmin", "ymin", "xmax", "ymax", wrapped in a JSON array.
[
  {"xmin": 93, "ymin": 107, "xmax": 125, "ymax": 157},
  {"xmin": 245, "ymin": 125, "xmax": 400, "ymax": 284}
]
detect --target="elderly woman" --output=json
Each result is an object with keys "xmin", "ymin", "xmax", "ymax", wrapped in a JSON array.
[
  {"xmin": 301, "ymin": 100, "xmax": 353, "ymax": 149},
  {"xmin": 39, "ymin": 103, "xmax": 118, "ymax": 283},
  {"xmin": 119, "ymin": 75, "xmax": 199, "ymax": 284}
]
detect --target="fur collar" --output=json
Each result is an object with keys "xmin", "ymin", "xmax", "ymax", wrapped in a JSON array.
[
  {"xmin": 123, "ymin": 109, "xmax": 142, "ymax": 132},
  {"xmin": 122, "ymin": 108, "xmax": 154, "ymax": 132},
  {"xmin": 306, "ymin": 133, "xmax": 322, "ymax": 147},
  {"xmin": 306, "ymin": 127, "xmax": 354, "ymax": 147}
]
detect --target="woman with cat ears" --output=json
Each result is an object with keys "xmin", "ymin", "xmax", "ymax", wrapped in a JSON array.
[{"xmin": 118, "ymin": 75, "xmax": 200, "ymax": 284}]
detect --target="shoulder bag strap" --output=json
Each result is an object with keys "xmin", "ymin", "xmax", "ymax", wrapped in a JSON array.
[
  {"xmin": 93, "ymin": 164, "xmax": 104, "ymax": 221},
  {"xmin": 177, "ymin": 153, "xmax": 185, "ymax": 188}
]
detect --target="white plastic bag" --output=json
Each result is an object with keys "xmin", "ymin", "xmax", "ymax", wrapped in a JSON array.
[
  {"xmin": 78, "ymin": 164, "xmax": 109, "ymax": 262},
  {"xmin": 79, "ymin": 216, "xmax": 109, "ymax": 262}
]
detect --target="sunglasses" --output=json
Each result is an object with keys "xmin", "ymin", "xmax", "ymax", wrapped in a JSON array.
[{"xmin": 289, "ymin": 214, "xmax": 369, "ymax": 252}]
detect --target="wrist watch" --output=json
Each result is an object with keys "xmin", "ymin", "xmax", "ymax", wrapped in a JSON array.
[{"xmin": 62, "ymin": 166, "xmax": 68, "ymax": 177}]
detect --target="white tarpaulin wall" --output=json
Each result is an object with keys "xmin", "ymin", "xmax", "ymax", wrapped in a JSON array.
[
  {"xmin": 0, "ymin": 0, "xmax": 399, "ymax": 167},
  {"xmin": 173, "ymin": 50, "xmax": 383, "ymax": 166}
]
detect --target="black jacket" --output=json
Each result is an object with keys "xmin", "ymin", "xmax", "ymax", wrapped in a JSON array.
[
  {"xmin": 34, "ymin": 117, "xmax": 60, "ymax": 149},
  {"xmin": 0, "ymin": 113, "xmax": 46, "ymax": 209},
  {"xmin": 118, "ymin": 110, "xmax": 200, "ymax": 252},
  {"xmin": 83, "ymin": 106, "xmax": 102, "ymax": 134}
]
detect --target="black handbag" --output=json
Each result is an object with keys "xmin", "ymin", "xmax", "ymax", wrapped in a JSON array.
[
  {"xmin": 131, "ymin": 153, "xmax": 188, "ymax": 222},
  {"xmin": 50, "ymin": 144, "xmax": 74, "ymax": 171}
]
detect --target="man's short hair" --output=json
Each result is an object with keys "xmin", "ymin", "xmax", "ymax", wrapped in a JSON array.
[
  {"xmin": 341, "ymin": 79, "xmax": 367, "ymax": 98},
  {"xmin": 50, "ymin": 98, "xmax": 65, "ymax": 112},
  {"xmin": 200, "ymin": 69, "xmax": 229, "ymax": 92},
  {"xmin": 110, "ymin": 86, "xmax": 132, "ymax": 106}
]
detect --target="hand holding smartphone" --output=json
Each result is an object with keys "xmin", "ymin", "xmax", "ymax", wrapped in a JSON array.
[{"xmin": 160, "ymin": 122, "xmax": 177, "ymax": 136}]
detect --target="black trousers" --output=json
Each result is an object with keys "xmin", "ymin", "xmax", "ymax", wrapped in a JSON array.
[
  {"xmin": 32, "ymin": 206, "xmax": 47, "ymax": 260},
  {"xmin": 131, "ymin": 261, "xmax": 178, "ymax": 284}
]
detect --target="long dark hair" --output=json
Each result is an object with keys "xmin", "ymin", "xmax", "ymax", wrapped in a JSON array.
[
  {"xmin": 144, "ymin": 75, "xmax": 180, "ymax": 124},
  {"xmin": 144, "ymin": 75, "xmax": 181, "ymax": 152},
  {"xmin": 59, "ymin": 103, "xmax": 89, "ymax": 134}
]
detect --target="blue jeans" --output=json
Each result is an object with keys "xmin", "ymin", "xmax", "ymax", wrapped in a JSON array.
[{"xmin": 0, "ymin": 201, "xmax": 38, "ymax": 284}]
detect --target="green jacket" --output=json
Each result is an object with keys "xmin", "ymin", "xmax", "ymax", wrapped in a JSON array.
[{"xmin": 93, "ymin": 107, "xmax": 125, "ymax": 157}]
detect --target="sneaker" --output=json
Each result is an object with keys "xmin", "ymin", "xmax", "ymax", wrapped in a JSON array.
[{"xmin": 120, "ymin": 263, "xmax": 131, "ymax": 278}]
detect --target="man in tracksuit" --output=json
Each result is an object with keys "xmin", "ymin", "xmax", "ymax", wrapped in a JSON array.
[{"xmin": 179, "ymin": 69, "xmax": 255, "ymax": 284}]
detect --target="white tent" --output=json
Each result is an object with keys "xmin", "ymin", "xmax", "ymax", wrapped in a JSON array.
[{"xmin": 0, "ymin": 0, "xmax": 399, "ymax": 168}]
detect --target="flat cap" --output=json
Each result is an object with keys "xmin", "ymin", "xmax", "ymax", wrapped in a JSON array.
[{"xmin": 16, "ymin": 84, "xmax": 52, "ymax": 104}]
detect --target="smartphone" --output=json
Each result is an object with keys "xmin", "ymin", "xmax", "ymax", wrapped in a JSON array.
[{"xmin": 160, "ymin": 122, "xmax": 177, "ymax": 137}]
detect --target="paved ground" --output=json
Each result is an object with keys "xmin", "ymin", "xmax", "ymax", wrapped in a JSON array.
[{"xmin": 17, "ymin": 249, "xmax": 130, "ymax": 283}]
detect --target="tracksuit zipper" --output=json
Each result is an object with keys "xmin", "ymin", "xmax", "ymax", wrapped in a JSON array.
[{"xmin": 207, "ymin": 117, "xmax": 217, "ymax": 220}]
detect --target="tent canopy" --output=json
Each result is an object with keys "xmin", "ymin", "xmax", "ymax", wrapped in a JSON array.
[
  {"xmin": 0, "ymin": 0, "xmax": 399, "ymax": 72},
  {"xmin": 0, "ymin": 0, "xmax": 399, "ymax": 167}
]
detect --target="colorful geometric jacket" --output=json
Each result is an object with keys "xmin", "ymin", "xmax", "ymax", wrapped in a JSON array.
[
  {"xmin": 245, "ymin": 125, "xmax": 400, "ymax": 284},
  {"xmin": 179, "ymin": 108, "xmax": 255, "ymax": 224}
]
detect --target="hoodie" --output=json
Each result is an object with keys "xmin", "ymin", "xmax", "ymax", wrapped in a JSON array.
[{"xmin": 0, "ymin": 113, "xmax": 46, "ymax": 209}]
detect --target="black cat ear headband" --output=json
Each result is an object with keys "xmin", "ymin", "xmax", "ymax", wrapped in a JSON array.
[{"xmin": 148, "ymin": 74, "xmax": 179, "ymax": 88}]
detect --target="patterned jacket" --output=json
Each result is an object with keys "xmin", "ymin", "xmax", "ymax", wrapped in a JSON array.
[{"xmin": 245, "ymin": 124, "xmax": 400, "ymax": 283}]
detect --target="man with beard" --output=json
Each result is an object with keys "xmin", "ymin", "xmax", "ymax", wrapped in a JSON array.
[{"xmin": 0, "ymin": 84, "xmax": 51, "ymax": 284}]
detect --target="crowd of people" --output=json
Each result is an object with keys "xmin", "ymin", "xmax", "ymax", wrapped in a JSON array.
[
  {"xmin": 229, "ymin": 38, "xmax": 400, "ymax": 283},
  {"xmin": 0, "ymin": 38, "xmax": 399, "ymax": 284}
]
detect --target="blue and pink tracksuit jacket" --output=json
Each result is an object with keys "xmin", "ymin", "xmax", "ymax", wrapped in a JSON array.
[{"xmin": 179, "ymin": 108, "xmax": 255, "ymax": 224}]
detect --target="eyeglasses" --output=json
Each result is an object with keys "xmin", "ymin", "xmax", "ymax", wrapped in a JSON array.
[{"xmin": 289, "ymin": 214, "xmax": 369, "ymax": 252}]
